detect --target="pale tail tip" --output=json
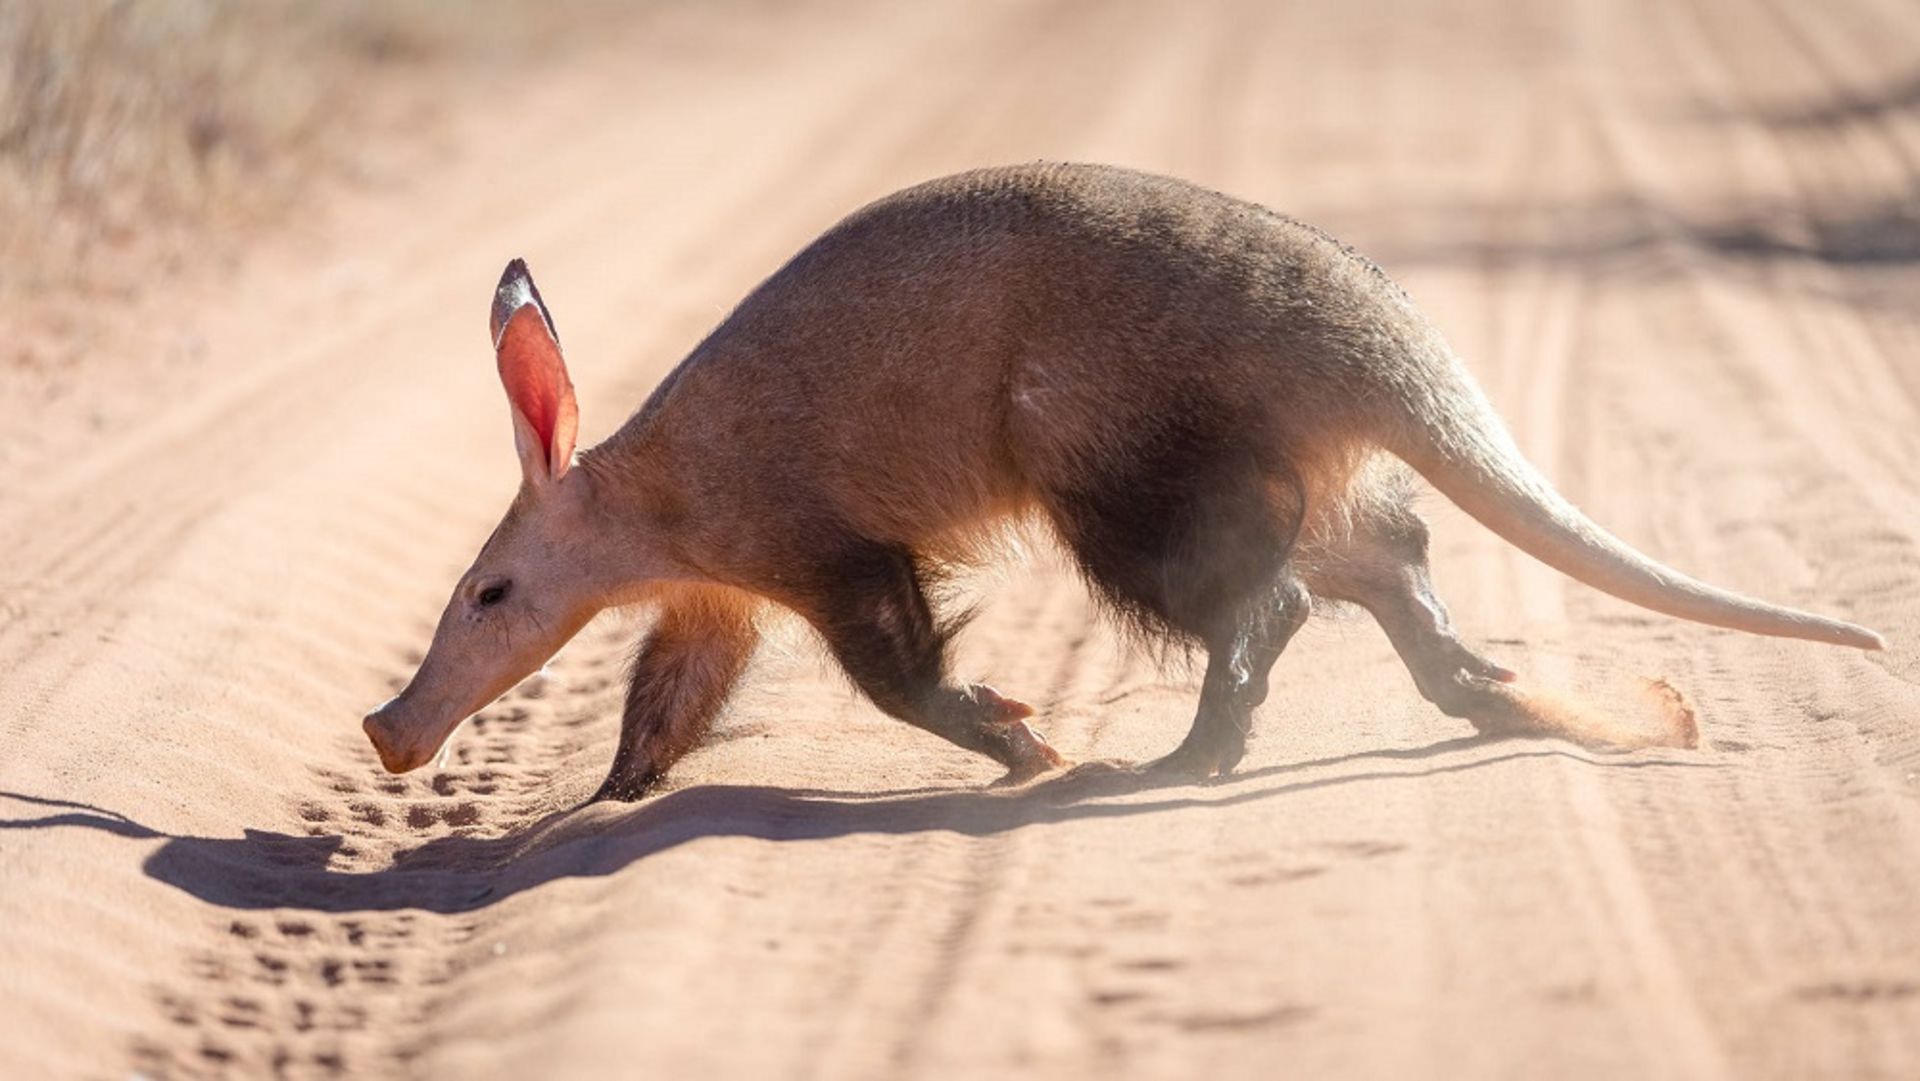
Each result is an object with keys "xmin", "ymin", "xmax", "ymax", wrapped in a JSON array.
[{"xmin": 1842, "ymin": 623, "xmax": 1888, "ymax": 651}]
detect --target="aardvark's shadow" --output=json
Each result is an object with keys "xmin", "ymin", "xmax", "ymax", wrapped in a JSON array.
[{"xmin": 0, "ymin": 736, "xmax": 1710, "ymax": 915}]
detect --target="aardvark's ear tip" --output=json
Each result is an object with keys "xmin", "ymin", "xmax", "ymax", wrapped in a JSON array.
[{"xmin": 490, "ymin": 258, "xmax": 557, "ymax": 348}]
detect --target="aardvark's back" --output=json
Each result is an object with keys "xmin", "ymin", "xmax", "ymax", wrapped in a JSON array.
[{"xmin": 615, "ymin": 162, "xmax": 1430, "ymax": 563}]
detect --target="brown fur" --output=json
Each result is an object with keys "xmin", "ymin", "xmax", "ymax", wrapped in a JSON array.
[
  {"xmin": 364, "ymin": 163, "xmax": 1883, "ymax": 797},
  {"xmin": 594, "ymin": 165, "xmax": 1397, "ymax": 579}
]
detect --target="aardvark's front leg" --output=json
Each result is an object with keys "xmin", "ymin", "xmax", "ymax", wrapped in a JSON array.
[
  {"xmin": 595, "ymin": 588, "xmax": 760, "ymax": 802},
  {"xmin": 796, "ymin": 541, "xmax": 1068, "ymax": 784}
]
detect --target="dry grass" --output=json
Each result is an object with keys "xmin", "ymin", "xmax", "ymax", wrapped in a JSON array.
[{"xmin": 0, "ymin": 0, "xmax": 587, "ymax": 294}]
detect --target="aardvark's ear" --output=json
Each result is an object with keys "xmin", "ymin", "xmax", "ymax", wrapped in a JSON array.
[{"xmin": 490, "ymin": 258, "xmax": 578, "ymax": 487}]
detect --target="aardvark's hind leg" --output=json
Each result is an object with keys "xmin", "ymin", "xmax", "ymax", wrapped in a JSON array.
[
  {"xmin": 1047, "ymin": 460, "xmax": 1311, "ymax": 780},
  {"xmin": 1304, "ymin": 502, "xmax": 1532, "ymax": 734},
  {"xmin": 794, "ymin": 538, "xmax": 1067, "ymax": 783},
  {"xmin": 1150, "ymin": 575, "xmax": 1311, "ymax": 778}
]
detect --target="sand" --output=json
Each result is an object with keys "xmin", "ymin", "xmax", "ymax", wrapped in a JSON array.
[{"xmin": 3, "ymin": 1, "xmax": 1918, "ymax": 1077}]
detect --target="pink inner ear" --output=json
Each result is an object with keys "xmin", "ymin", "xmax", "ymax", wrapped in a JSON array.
[{"xmin": 496, "ymin": 304, "xmax": 577, "ymax": 474}]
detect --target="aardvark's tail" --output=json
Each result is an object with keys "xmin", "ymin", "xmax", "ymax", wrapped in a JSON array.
[{"xmin": 1386, "ymin": 358, "xmax": 1885, "ymax": 651}]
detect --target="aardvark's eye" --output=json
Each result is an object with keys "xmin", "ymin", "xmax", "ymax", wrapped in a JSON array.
[{"xmin": 477, "ymin": 582, "xmax": 510, "ymax": 608}]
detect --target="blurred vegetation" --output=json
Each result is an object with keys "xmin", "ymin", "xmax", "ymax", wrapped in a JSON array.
[{"xmin": 0, "ymin": 0, "xmax": 588, "ymax": 292}]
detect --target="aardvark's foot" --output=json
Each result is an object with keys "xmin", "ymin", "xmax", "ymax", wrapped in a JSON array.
[
  {"xmin": 1138, "ymin": 744, "xmax": 1222, "ymax": 783},
  {"xmin": 1135, "ymin": 719, "xmax": 1249, "ymax": 784},
  {"xmin": 970, "ymin": 685, "xmax": 1070, "ymax": 786},
  {"xmin": 591, "ymin": 768, "xmax": 660, "ymax": 803}
]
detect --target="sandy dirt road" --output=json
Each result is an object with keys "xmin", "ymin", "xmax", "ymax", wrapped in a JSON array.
[{"xmin": 4, "ymin": 1, "xmax": 1919, "ymax": 1077}]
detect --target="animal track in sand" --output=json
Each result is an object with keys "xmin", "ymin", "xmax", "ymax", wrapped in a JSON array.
[
  {"xmin": 216, "ymin": 995, "xmax": 265, "ymax": 1030},
  {"xmin": 1228, "ymin": 866, "xmax": 1328, "ymax": 887},
  {"xmin": 1322, "ymin": 840, "xmax": 1406, "ymax": 859},
  {"xmin": 1160, "ymin": 1005, "xmax": 1317, "ymax": 1032},
  {"xmin": 136, "ymin": 620, "xmax": 644, "ymax": 1074},
  {"xmin": 1210, "ymin": 845, "xmax": 1353, "ymax": 887},
  {"xmin": 1088, "ymin": 988, "xmax": 1151, "ymax": 1007},
  {"xmin": 430, "ymin": 770, "xmax": 500, "ymax": 797},
  {"xmin": 139, "ymin": 913, "xmax": 442, "ymax": 1077},
  {"xmin": 470, "ymin": 704, "xmax": 532, "ymax": 735},
  {"xmin": 1115, "ymin": 957, "xmax": 1187, "ymax": 972},
  {"xmin": 1793, "ymin": 978, "xmax": 1920, "ymax": 1003},
  {"xmin": 404, "ymin": 802, "xmax": 483, "ymax": 830},
  {"xmin": 316, "ymin": 769, "xmax": 361, "ymax": 795},
  {"xmin": 566, "ymin": 673, "xmax": 616, "ymax": 696}
]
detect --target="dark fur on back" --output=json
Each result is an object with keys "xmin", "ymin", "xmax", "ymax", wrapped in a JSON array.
[{"xmin": 587, "ymin": 164, "xmax": 1429, "ymax": 592}]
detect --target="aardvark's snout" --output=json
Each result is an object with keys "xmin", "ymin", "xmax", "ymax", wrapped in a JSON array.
[{"xmin": 362, "ymin": 698, "xmax": 439, "ymax": 774}]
